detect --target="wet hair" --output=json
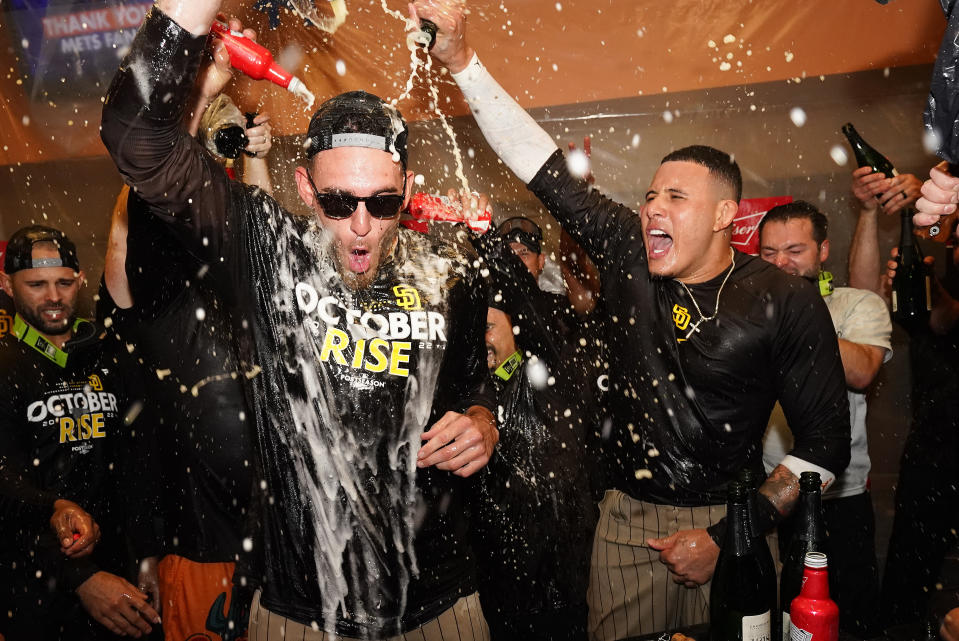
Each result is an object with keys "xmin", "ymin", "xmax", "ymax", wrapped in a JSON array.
[
  {"xmin": 758, "ymin": 200, "xmax": 829, "ymax": 245},
  {"xmin": 304, "ymin": 91, "xmax": 408, "ymax": 169},
  {"xmin": 661, "ymin": 145, "xmax": 742, "ymax": 202}
]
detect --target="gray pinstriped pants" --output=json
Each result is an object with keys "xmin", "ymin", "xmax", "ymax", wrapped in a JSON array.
[
  {"xmin": 248, "ymin": 590, "xmax": 490, "ymax": 641},
  {"xmin": 586, "ymin": 490, "xmax": 726, "ymax": 640}
]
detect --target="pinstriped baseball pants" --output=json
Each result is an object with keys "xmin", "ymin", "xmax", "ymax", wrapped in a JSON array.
[
  {"xmin": 586, "ymin": 490, "xmax": 726, "ymax": 640},
  {"xmin": 248, "ymin": 590, "xmax": 491, "ymax": 641}
]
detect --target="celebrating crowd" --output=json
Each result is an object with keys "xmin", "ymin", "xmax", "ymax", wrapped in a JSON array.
[{"xmin": 2, "ymin": 1, "xmax": 959, "ymax": 640}]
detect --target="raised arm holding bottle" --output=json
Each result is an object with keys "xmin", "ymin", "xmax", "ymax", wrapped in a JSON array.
[{"xmin": 418, "ymin": 1, "xmax": 850, "ymax": 636}]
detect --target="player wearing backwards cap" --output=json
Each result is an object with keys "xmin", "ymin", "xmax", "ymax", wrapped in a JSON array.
[
  {"xmin": 469, "ymin": 207, "xmax": 605, "ymax": 639},
  {"xmin": 419, "ymin": 1, "xmax": 850, "ymax": 636},
  {"xmin": 101, "ymin": 3, "xmax": 497, "ymax": 639},
  {"xmin": 0, "ymin": 225, "xmax": 161, "ymax": 640}
]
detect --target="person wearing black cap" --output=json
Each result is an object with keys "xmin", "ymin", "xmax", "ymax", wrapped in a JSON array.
[
  {"xmin": 470, "ymin": 223, "xmax": 605, "ymax": 640},
  {"xmin": 0, "ymin": 225, "xmax": 161, "ymax": 640},
  {"xmin": 498, "ymin": 216, "xmax": 547, "ymax": 281},
  {"xmin": 421, "ymin": 3, "xmax": 850, "ymax": 637},
  {"xmin": 101, "ymin": 4, "xmax": 497, "ymax": 640}
]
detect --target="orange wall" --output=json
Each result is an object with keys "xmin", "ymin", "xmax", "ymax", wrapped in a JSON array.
[{"xmin": 0, "ymin": 0, "xmax": 945, "ymax": 166}]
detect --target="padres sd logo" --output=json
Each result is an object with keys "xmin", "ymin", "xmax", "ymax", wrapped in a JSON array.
[
  {"xmin": 88, "ymin": 374, "xmax": 103, "ymax": 392},
  {"xmin": 0, "ymin": 311, "xmax": 12, "ymax": 339},
  {"xmin": 672, "ymin": 304, "xmax": 691, "ymax": 331},
  {"xmin": 393, "ymin": 285, "xmax": 422, "ymax": 311}
]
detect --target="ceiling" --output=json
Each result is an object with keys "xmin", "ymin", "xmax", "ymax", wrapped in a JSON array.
[{"xmin": 0, "ymin": 0, "xmax": 947, "ymax": 166}]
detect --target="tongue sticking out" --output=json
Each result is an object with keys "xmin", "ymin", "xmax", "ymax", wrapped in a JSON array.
[
  {"xmin": 349, "ymin": 249, "xmax": 371, "ymax": 273},
  {"xmin": 647, "ymin": 234, "xmax": 673, "ymax": 258}
]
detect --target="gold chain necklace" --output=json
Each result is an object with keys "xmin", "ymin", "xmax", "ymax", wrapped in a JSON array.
[{"xmin": 676, "ymin": 248, "xmax": 736, "ymax": 339}]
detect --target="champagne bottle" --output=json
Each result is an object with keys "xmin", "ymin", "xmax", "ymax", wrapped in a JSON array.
[
  {"xmin": 779, "ymin": 472, "xmax": 825, "ymax": 640},
  {"xmin": 738, "ymin": 469, "xmax": 779, "ymax": 641},
  {"xmin": 841, "ymin": 123, "xmax": 898, "ymax": 178},
  {"xmin": 788, "ymin": 552, "xmax": 839, "ymax": 641},
  {"xmin": 842, "ymin": 123, "xmax": 954, "ymax": 241},
  {"xmin": 710, "ymin": 481, "xmax": 774, "ymax": 641},
  {"xmin": 213, "ymin": 124, "xmax": 248, "ymax": 160},
  {"xmin": 892, "ymin": 211, "xmax": 932, "ymax": 331}
]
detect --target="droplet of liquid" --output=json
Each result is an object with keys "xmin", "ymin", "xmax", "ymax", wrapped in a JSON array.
[
  {"xmin": 789, "ymin": 107, "xmax": 807, "ymax": 127},
  {"xmin": 567, "ymin": 148, "xmax": 590, "ymax": 178},
  {"xmin": 829, "ymin": 145, "xmax": 848, "ymax": 167}
]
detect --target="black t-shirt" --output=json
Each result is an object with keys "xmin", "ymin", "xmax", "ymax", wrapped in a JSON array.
[
  {"xmin": 101, "ymin": 9, "xmax": 494, "ymax": 636},
  {"xmin": 96, "ymin": 191, "xmax": 254, "ymax": 564},
  {"xmin": 0, "ymin": 318, "xmax": 157, "ymax": 636},
  {"xmin": 528, "ymin": 150, "xmax": 850, "ymax": 506}
]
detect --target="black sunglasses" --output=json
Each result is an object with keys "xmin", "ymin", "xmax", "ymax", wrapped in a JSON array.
[{"xmin": 306, "ymin": 168, "xmax": 406, "ymax": 220}]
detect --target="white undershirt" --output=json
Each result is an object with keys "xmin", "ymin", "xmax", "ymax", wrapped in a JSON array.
[{"xmin": 451, "ymin": 53, "xmax": 558, "ymax": 184}]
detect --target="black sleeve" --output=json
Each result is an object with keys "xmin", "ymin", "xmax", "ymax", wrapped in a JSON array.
[
  {"xmin": 528, "ymin": 150, "xmax": 648, "ymax": 279},
  {"xmin": 471, "ymin": 231, "xmax": 576, "ymax": 371},
  {"xmin": 774, "ymin": 282, "xmax": 851, "ymax": 478},
  {"xmin": 0, "ymin": 371, "xmax": 58, "ymax": 508},
  {"xmin": 432, "ymin": 268, "xmax": 496, "ymax": 417},
  {"xmin": 100, "ymin": 6, "xmax": 235, "ymax": 264},
  {"xmin": 41, "ymin": 531, "xmax": 101, "ymax": 592},
  {"xmin": 116, "ymin": 350, "xmax": 162, "ymax": 561}
]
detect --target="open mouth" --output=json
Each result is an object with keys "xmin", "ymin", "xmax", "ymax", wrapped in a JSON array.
[
  {"xmin": 348, "ymin": 247, "xmax": 371, "ymax": 273},
  {"xmin": 646, "ymin": 228, "xmax": 673, "ymax": 259}
]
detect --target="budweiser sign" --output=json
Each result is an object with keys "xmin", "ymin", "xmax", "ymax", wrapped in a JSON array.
[{"xmin": 732, "ymin": 196, "xmax": 793, "ymax": 255}]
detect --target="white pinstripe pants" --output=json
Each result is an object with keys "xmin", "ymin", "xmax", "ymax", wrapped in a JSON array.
[
  {"xmin": 586, "ymin": 490, "xmax": 726, "ymax": 640},
  {"xmin": 248, "ymin": 590, "xmax": 490, "ymax": 641}
]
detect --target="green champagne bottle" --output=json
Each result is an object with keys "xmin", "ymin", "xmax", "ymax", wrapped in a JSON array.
[
  {"xmin": 710, "ymin": 481, "xmax": 774, "ymax": 641},
  {"xmin": 891, "ymin": 211, "xmax": 932, "ymax": 331}
]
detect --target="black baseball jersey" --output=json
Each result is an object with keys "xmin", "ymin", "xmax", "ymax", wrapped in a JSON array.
[{"xmin": 528, "ymin": 150, "xmax": 850, "ymax": 506}]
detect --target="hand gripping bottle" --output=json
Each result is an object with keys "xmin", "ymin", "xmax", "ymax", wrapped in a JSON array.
[{"xmin": 210, "ymin": 21, "xmax": 315, "ymax": 107}]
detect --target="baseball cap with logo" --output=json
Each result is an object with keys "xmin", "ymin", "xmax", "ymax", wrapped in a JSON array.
[
  {"xmin": 3, "ymin": 225, "xmax": 80, "ymax": 275},
  {"xmin": 497, "ymin": 216, "xmax": 543, "ymax": 254}
]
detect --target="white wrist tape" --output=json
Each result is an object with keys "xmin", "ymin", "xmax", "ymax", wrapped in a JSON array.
[{"xmin": 779, "ymin": 455, "xmax": 836, "ymax": 491}]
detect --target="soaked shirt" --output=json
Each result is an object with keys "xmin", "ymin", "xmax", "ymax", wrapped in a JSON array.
[
  {"xmin": 470, "ymin": 232, "xmax": 604, "ymax": 618},
  {"xmin": 101, "ymin": 8, "xmax": 493, "ymax": 636},
  {"xmin": 96, "ymin": 204, "xmax": 254, "ymax": 564},
  {"xmin": 529, "ymin": 150, "xmax": 850, "ymax": 506}
]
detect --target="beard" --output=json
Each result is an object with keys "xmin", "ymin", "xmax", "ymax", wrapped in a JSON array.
[
  {"xmin": 17, "ymin": 299, "xmax": 76, "ymax": 338},
  {"xmin": 331, "ymin": 225, "xmax": 400, "ymax": 291}
]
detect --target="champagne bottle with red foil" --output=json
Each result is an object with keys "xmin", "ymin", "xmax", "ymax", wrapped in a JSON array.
[
  {"xmin": 210, "ymin": 21, "xmax": 314, "ymax": 107},
  {"xmin": 710, "ymin": 481, "xmax": 774, "ymax": 641},
  {"xmin": 779, "ymin": 472, "xmax": 826, "ymax": 640},
  {"xmin": 788, "ymin": 552, "xmax": 839, "ymax": 641}
]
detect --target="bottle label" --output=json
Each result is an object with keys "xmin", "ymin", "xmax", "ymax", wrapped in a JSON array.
[
  {"xmin": 742, "ymin": 611, "xmax": 771, "ymax": 641},
  {"xmin": 789, "ymin": 623, "xmax": 813, "ymax": 641},
  {"xmin": 782, "ymin": 613, "xmax": 791, "ymax": 641},
  {"xmin": 891, "ymin": 290, "xmax": 898, "ymax": 313}
]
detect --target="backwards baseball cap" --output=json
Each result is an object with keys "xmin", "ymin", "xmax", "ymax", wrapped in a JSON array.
[
  {"xmin": 304, "ymin": 91, "xmax": 408, "ymax": 168},
  {"xmin": 497, "ymin": 216, "xmax": 543, "ymax": 254},
  {"xmin": 3, "ymin": 225, "xmax": 80, "ymax": 275}
]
